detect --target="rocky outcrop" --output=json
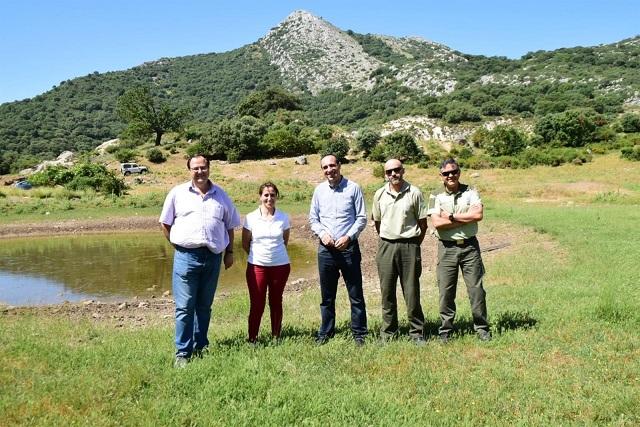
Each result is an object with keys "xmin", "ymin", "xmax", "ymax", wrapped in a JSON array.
[
  {"xmin": 19, "ymin": 151, "xmax": 75, "ymax": 175},
  {"xmin": 259, "ymin": 10, "xmax": 382, "ymax": 94}
]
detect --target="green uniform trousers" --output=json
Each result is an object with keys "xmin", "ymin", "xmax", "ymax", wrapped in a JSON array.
[
  {"xmin": 376, "ymin": 238, "xmax": 425, "ymax": 339},
  {"xmin": 437, "ymin": 236, "xmax": 489, "ymax": 334}
]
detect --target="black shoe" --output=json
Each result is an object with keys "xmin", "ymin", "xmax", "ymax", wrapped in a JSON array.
[
  {"xmin": 192, "ymin": 347, "xmax": 209, "ymax": 358},
  {"xmin": 439, "ymin": 332, "xmax": 450, "ymax": 344},
  {"xmin": 412, "ymin": 336, "xmax": 427, "ymax": 347},
  {"xmin": 354, "ymin": 337, "xmax": 366, "ymax": 347},
  {"xmin": 477, "ymin": 330, "xmax": 492, "ymax": 342},
  {"xmin": 315, "ymin": 335, "xmax": 330, "ymax": 346}
]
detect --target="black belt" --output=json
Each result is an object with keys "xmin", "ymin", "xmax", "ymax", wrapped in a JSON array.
[
  {"xmin": 381, "ymin": 237, "xmax": 420, "ymax": 244},
  {"xmin": 440, "ymin": 236, "xmax": 477, "ymax": 247}
]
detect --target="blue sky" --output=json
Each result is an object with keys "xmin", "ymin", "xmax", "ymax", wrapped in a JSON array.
[{"xmin": 1, "ymin": 0, "xmax": 638, "ymax": 104}]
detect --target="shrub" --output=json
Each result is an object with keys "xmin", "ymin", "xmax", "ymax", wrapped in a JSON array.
[
  {"xmin": 484, "ymin": 126, "xmax": 528, "ymax": 156},
  {"xmin": 372, "ymin": 163, "xmax": 385, "ymax": 178},
  {"xmin": 146, "ymin": 148, "xmax": 166, "ymax": 164},
  {"xmin": 114, "ymin": 148, "xmax": 138, "ymax": 163},
  {"xmin": 621, "ymin": 146, "xmax": 640, "ymax": 161},
  {"xmin": 105, "ymin": 144, "xmax": 121, "ymax": 154},
  {"xmin": 534, "ymin": 109, "xmax": 599, "ymax": 147},
  {"xmin": 444, "ymin": 103, "xmax": 482, "ymax": 124},
  {"xmin": 185, "ymin": 142, "xmax": 206, "ymax": 160},
  {"xmin": 379, "ymin": 132, "xmax": 423, "ymax": 163},
  {"xmin": 319, "ymin": 135, "xmax": 350, "ymax": 161},
  {"xmin": 426, "ymin": 103, "xmax": 447, "ymax": 118},
  {"xmin": 355, "ymin": 129, "xmax": 380, "ymax": 157},
  {"xmin": 29, "ymin": 165, "xmax": 74, "ymax": 187},
  {"xmin": 619, "ymin": 113, "xmax": 640, "ymax": 133}
]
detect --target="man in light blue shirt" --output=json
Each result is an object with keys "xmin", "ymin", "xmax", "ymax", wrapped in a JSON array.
[
  {"xmin": 309, "ymin": 154, "xmax": 368, "ymax": 346},
  {"xmin": 160, "ymin": 155, "xmax": 241, "ymax": 367}
]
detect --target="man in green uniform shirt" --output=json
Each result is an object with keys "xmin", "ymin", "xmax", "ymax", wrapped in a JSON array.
[
  {"xmin": 429, "ymin": 158, "xmax": 491, "ymax": 343},
  {"xmin": 372, "ymin": 159, "xmax": 428, "ymax": 345}
]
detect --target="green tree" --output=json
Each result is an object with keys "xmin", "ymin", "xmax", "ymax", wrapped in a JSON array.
[
  {"xmin": 377, "ymin": 132, "xmax": 423, "ymax": 162},
  {"xmin": 202, "ymin": 116, "xmax": 267, "ymax": 161},
  {"xmin": 237, "ymin": 87, "xmax": 302, "ymax": 118},
  {"xmin": 355, "ymin": 129, "xmax": 380, "ymax": 157},
  {"xmin": 319, "ymin": 135, "xmax": 350, "ymax": 161},
  {"xmin": 534, "ymin": 110, "xmax": 599, "ymax": 147},
  {"xmin": 116, "ymin": 86, "xmax": 189, "ymax": 146},
  {"xmin": 483, "ymin": 126, "xmax": 528, "ymax": 156},
  {"xmin": 619, "ymin": 113, "xmax": 640, "ymax": 133}
]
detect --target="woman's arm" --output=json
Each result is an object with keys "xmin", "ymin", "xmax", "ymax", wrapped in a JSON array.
[
  {"xmin": 283, "ymin": 228, "xmax": 290, "ymax": 247},
  {"xmin": 242, "ymin": 227, "xmax": 252, "ymax": 254}
]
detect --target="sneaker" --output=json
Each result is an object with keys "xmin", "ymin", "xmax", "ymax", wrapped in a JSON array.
[
  {"xmin": 315, "ymin": 335, "xmax": 330, "ymax": 346},
  {"xmin": 477, "ymin": 330, "xmax": 492, "ymax": 342},
  {"xmin": 412, "ymin": 336, "xmax": 427, "ymax": 347},
  {"xmin": 173, "ymin": 355, "xmax": 189, "ymax": 369},
  {"xmin": 354, "ymin": 336, "xmax": 366, "ymax": 347},
  {"xmin": 439, "ymin": 332, "xmax": 450, "ymax": 344}
]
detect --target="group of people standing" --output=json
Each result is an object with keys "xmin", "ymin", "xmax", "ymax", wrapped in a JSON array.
[{"xmin": 160, "ymin": 154, "xmax": 490, "ymax": 367}]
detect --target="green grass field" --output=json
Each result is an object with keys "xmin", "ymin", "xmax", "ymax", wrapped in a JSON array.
[{"xmin": 1, "ymin": 154, "xmax": 639, "ymax": 425}]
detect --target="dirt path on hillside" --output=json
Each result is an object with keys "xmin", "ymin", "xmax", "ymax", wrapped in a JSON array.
[{"xmin": 0, "ymin": 215, "xmax": 514, "ymax": 327}]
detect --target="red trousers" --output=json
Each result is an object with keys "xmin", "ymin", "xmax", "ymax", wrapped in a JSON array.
[{"xmin": 246, "ymin": 263, "xmax": 290, "ymax": 341}]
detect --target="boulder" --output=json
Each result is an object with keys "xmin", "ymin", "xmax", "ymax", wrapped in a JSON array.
[
  {"xmin": 95, "ymin": 138, "xmax": 120, "ymax": 154},
  {"xmin": 295, "ymin": 155, "xmax": 308, "ymax": 165}
]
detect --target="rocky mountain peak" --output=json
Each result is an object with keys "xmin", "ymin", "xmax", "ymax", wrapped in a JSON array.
[{"xmin": 259, "ymin": 10, "xmax": 381, "ymax": 94}]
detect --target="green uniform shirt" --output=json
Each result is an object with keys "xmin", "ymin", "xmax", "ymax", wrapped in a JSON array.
[
  {"xmin": 429, "ymin": 183, "xmax": 481, "ymax": 241},
  {"xmin": 372, "ymin": 181, "xmax": 428, "ymax": 240}
]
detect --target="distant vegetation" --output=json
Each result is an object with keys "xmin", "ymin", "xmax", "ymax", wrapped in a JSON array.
[{"xmin": 1, "ymin": 33, "xmax": 640, "ymax": 173}]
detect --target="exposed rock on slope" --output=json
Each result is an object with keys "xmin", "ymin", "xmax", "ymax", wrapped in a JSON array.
[{"xmin": 259, "ymin": 10, "xmax": 382, "ymax": 94}]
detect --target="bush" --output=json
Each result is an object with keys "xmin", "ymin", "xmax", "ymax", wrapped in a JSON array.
[
  {"xmin": 185, "ymin": 142, "xmax": 206, "ymax": 160},
  {"xmin": 105, "ymin": 144, "xmax": 121, "ymax": 154},
  {"xmin": 484, "ymin": 126, "xmax": 528, "ymax": 156},
  {"xmin": 29, "ymin": 165, "xmax": 75, "ymax": 187},
  {"xmin": 65, "ymin": 163, "xmax": 127, "ymax": 196},
  {"xmin": 372, "ymin": 164, "xmax": 385, "ymax": 178},
  {"xmin": 534, "ymin": 109, "xmax": 599, "ymax": 147},
  {"xmin": 355, "ymin": 129, "xmax": 380, "ymax": 157},
  {"xmin": 619, "ymin": 113, "xmax": 640, "ymax": 133},
  {"xmin": 30, "ymin": 163, "xmax": 126, "ymax": 195},
  {"xmin": 319, "ymin": 135, "xmax": 350, "ymax": 161},
  {"xmin": 114, "ymin": 148, "xmax": 138, "ymax": 163},
  {"xmin": 621, "ymin": 146, "xmax": 640, "ymax": 161},
  {"xmin": 444, "ymin": 103, "xmax": 482, "ymax": 124},
  {"xmin": 378, "ymin": 132, "xmax": 423, "ymax": 163},
  {"xmin": 146, "ymin": 148, "xmax": 166, "ymax": 164}
]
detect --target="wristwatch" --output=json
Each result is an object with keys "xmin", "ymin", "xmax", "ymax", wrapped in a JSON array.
[{"xmin": 449, "ymin": 213, "xmax": 455, "ymax": 222}]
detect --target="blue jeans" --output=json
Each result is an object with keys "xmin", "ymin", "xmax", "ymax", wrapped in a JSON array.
[
  {"xmin": 172, "ymin": 246, "xmax": 222, "ymax": 357},
  {"xmin": 317, "ymin": 241, "xmax": 367, "ymax": 338}
]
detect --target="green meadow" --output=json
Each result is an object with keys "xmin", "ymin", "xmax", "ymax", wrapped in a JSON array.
[{"xmin": 1, "ymin": 154, "xmax": 639, "ymax": 425}]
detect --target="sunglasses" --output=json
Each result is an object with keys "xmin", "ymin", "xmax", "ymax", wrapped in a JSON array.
[
  {"xmin": 385, "ymin": 167, "xmax": 403, "ymax": 176},
  {"xmin": 441, "ymin": 169, "xmax": 459, "ymax": 177}
]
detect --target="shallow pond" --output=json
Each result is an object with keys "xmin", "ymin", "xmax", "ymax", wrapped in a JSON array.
[{"xmin": 0, "ymin": 233, "xmax": 316, "ymax": 306}]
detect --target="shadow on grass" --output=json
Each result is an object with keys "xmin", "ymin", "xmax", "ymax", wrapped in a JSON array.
[
  {"xmin": 211, "ymin": 310, "xmax": 538, "ymax": 348},
  {"xmin": 426, "ymin": 310, "xmax": 538, "ymax": 339}
]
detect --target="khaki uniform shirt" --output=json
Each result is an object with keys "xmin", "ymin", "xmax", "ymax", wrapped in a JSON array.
[
  {"xmin": 429, "ymin": 184, "xmax": 481, "ymax": 241},
  {"xmin": 372, "ymin": 181, "xmax": 428, "ymax": 240}
]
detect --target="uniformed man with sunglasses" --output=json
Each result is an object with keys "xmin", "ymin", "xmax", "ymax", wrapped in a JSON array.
[
  {"xmin": 371, "ymin": 158, "xmax": 428, "ymax": 345},
  {"xmin": 429, "ymin": 158, "xmax": 491, "ymax": 343}
]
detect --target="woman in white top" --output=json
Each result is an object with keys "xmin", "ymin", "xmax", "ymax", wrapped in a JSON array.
[{"xmin": 242, "ymin": 182, "xmax": 291, "ymax": 343}]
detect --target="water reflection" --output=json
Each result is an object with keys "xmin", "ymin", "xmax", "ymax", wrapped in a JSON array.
[{"xmin": 0, "ymin": 233, "xmax": 315, "ymax": 306}]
